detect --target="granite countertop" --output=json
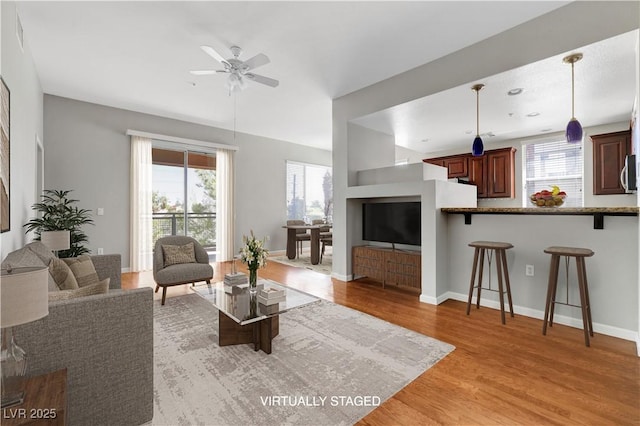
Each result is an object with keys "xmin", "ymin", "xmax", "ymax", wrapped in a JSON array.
[{"xmin": 441, "ymin": 207, "xmax": 640, "ymax": 214}]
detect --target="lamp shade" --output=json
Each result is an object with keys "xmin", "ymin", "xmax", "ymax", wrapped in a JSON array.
[
  {"xmin": 41, "ymin": 230, "xmax": 70, "ymax": 251},
  {"xmin": 1, "ymin": 267, "xmax": 49, "ymax": 328},
  {"xmin": 566, "ymin": 118, "xmax": 583, "ymax": 143},
  {"xmin": 472, "ymin": 136, "xmax": 484, "ymax": 157}
]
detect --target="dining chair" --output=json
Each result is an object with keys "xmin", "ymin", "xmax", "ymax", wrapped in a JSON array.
[{"xmin": 287, "ymin": 219, "xmax": 310, "ymax": 257}]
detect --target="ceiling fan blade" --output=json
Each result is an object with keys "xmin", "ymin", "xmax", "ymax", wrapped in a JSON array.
[
  {"xmin": 245, "ymin": 73, "xmax": 279, "ymax": 88},
  {"xmin": 200, "ymin": 45, "xmax": 230, "ymax": 66},
  {"xmin": 189, "ymin": 70, "xmax": 219, "ymax": 75},
  {"xmin": 242, "ymin": 53, "xmax": 270, "ymax": 71}
]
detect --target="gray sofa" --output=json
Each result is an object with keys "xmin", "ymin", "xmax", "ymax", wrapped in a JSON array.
[{"xmin": 3, "ymin": 242, "xmax": 154, "ymax": 426}]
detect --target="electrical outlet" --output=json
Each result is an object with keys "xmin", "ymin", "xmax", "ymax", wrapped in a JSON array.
[
  {"xmin": 525, "ymin": 264, "xmax": 534, "ymax": 276},
  {"xmin": 97, "ymin": 248, "xmax": 104, "ymax": 255}
]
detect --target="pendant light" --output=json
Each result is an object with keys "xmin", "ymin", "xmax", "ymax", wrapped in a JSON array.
[
  {"xmin": 471, "ymin": 84, "xmax": 485, "ymax": 157},
  {"xmin": 563, "ymin": 53, "xmax": 583, "ymax": 143}
]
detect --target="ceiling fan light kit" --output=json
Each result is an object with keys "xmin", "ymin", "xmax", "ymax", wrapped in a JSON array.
[
  {"xmin": 563, "ymin": 52, "xmax": 583, "ymax": 144},
  {"xmin": 471, "ymin": 83, "xmax": 485, "ymax": 157},
  {"xmin": 191, "ymin": 45, "xmax": 279, "ymax": 92}
]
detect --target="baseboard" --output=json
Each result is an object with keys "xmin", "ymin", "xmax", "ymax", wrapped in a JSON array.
[
  {"xmin": 121, "ymin": 267, "xmax": 131, "ymax": 273},
  {"xmin": 419, "ymin": 294, "xmax": 438, "ymax": 305},
  {"xmin": 269, "ymin": 250, "xmax": 287, "ymax": 256},
  {"xmin": 439, "ymin": 291, "xmax": 638, "ymax": 343},
  {"xmin": 332, "ymin": 272, "xmax": 351, "ymax": 282}
]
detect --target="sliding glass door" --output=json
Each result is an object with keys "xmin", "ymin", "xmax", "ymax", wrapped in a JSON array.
[{"xmin": 152, "ymin": 147, "xmax": 216, "ymax": 257}]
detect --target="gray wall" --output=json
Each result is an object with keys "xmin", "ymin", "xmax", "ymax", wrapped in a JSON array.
[
  {"xmin": 0, "ymin": 1, "xmax": 44, "ymax": 257},
  {"xmin": 43, "ymin": 95, "xmax": 331, "ymax": 269}
]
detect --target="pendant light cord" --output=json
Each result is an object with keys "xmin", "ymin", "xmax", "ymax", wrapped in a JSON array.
[
  {"xmin": 476, "ymin": 89, "xmax": 480, "ymax": 137},
  {"xmin": 571, "ymin": 61, "xmax": 575, "ymax": 119}
]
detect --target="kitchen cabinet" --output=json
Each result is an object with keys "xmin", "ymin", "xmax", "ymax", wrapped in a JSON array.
[
  {"xmin": 468, "ymin": 156, "xmax": 487, "ymax": 198},
  {"xmin": 423, "ymin": 156, "xmax": 467, "ymax": 177},
  {"xmin": 423, "ymin": 147, "xmax": 515, "ymax": 198},
  {"xmin": 591, "ymin": 130, "xmax": 631, "ymax": 195},
  {"xmin": 486, "ymin": 148, "xmax": 516, "ymax": 198}
]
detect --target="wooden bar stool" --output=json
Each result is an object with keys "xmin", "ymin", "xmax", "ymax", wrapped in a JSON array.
[
  {"xmin": 466, "ymin": 241, "xmax": 514, "ymax": 324},
  {"xmin": 542, "ymin": 246, "xmax": 594, "ymax": 347}
]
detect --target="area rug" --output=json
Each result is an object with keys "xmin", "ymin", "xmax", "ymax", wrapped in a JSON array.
[
  {"xmin": 152, "ymin": 293, "xmax": 454, "ymax": 426},
  {"xmin": 270, "ymin": 250, "xmax": 332, "ymax": 275}
]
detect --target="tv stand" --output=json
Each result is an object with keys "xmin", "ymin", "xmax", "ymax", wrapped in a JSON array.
[{"xmin": 352, "ymin": 245, "xmax": 421, "ymax": 293}]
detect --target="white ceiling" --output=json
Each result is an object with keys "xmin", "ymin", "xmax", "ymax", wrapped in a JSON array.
[
  {"xmin": 15, "ymin": 1, "xmax": 634, "ymax": 154},
  {"xmin": 353, "ymin": 29, "xmax": 639, "ymax": 153}
]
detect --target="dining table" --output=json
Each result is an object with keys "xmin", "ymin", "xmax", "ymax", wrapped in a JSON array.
[{"xmin": 282, "ymin": 224, "xmax": 328, "ymax": 265}]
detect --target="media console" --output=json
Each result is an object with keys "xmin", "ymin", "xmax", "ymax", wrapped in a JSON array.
[{"xmin": 352, "ymin": 246, "xmax": 421, "ymax": 293}]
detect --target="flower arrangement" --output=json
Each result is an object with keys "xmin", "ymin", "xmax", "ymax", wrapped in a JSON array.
[
  {"xmin": 239, "ymin": 231, "xmax": 269, "ymax": 271},
  {"xmin": 530, "ymin": 185, "xmax": 567, "ymax": 207}
]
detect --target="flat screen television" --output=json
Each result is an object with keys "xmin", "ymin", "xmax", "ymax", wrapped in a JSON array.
[{"xmin": 362, "ymin": 202, "xmax": 421, "ymax": 246}]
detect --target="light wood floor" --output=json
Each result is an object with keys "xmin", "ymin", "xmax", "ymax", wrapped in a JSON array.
[{"xmin": 123, "ymin": 259, "xmax": 640, "ymax": 425}]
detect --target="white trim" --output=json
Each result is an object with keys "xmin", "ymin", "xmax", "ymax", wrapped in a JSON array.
[
  {"xmin": 332, "ymin": 272, "xmax": 352, "ymax": 281},
  {"xmin": 126, "ymin": 129, "xmax": 239, "ymax": 152},
  {"xmin": 636, "ymin": 333, "xmax": 640, "ymax": 357},
  {"xmin": 419, "ymin": 294, "xmax": 438, "ymax": 305},
  {"xmin": 440, "ymin": 291, "xmax": 638, "ymax": 343}
]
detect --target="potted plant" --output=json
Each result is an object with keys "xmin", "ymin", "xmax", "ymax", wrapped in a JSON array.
[{"xmin": 24, "ymin": 189, "xmax": 94, "ymax": 258}]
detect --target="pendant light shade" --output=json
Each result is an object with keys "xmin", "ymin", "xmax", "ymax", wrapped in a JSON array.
[
  {"xmin": 471, "ymin": 84, "xmax": 485, "ymax": 157},
  {"xmin": 563, "ymin": 53, "xmax": 583, "ymax": 143}
]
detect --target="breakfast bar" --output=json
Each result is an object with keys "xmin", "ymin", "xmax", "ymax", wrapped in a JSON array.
[{"xmin": 442, "ymin": 207, "xmax": 639, "ymax": 229}]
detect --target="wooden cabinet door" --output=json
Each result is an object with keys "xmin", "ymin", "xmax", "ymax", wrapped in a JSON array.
[
  {"xmin": 486, "ymin": 148, "xmax": 516, "ymax": 198},
  {"xmin": 444, "ymin": 156, "xmax": 468, "ymax": 178},
  {"xmin": 592, "ymin": 130, "xmax": 631, "ymax": 195},
  {"xmin": 468, "ymin": 156, "xmax": 487, "ymax": 197}
]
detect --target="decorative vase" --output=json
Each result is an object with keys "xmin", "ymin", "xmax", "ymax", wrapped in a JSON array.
[{"xmin": 249, "ymin": 267, "xmax": 258, "ymax": 293}]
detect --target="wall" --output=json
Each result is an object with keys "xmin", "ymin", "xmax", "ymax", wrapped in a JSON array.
[
  {"xmin": 43, "ymin": 95, "xmax": 331, "ymax": 269},
  {"xmin": 347, "ymin": 123, "xmax": 394, "ymax": 186},
  {"xmin": 0, "ymin": 1, "xmax": 44, "ymax": 258},
  {"xmin": 395, "ymin": 145, "xmax": 424, "ymax": 164},
  {"xmin": 446, "ymin": 213, "xmax": 638, "ymax": 339}
]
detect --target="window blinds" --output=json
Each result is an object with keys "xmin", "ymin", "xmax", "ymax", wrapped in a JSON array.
[{"xmin": 523, "ymin": 139, "xmax": 583, "ymax": 207}]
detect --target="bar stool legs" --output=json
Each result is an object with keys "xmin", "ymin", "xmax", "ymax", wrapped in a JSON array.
[
  {"xmin": 542, "ymin": 246, "xmax": 594, "ymax": 347},
  {"xmin": 466, "ymin": 241, "xmax": 514, "ymax": 324}
]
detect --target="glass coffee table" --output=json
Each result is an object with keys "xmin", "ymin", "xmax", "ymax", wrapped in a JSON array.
[{"xmin": 192, "ymin": 279, "xmax": 319, "ymax": 354}]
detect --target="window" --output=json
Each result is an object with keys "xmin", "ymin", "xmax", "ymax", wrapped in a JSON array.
[
  {"xmin": 152, "ymin": 147, "xmax": 216, "ymax": 250},
  {"xmin": 523, "ymin": 138, "xmax": 583, "ymax": 207},
  {"xmin": 286, "ymin": 161, "xmax": 332, "ymax": 222}
]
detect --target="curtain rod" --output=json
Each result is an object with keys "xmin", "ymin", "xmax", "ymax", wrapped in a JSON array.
[{"xmin": 126, "ymin": 129, "xmax": 239, "ymax": 151}]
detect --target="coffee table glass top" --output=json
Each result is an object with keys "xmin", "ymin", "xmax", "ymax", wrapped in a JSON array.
[{"xmin": 191, "ymin": 279, "xmax": 319, "ymax": 325}]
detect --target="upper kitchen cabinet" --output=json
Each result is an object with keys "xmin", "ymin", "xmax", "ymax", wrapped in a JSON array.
[
  {"xmin": 423, "ymin": 147, "xmax": 516, "ymax": 198},
  {"xmin": 591, "ymin": 130, "xmax": 631, "ymax": 195}
]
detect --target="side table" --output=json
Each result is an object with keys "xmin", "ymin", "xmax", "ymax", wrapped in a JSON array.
[{"xmin": 1, "ymin": 368, "xmax": 67, "ymax": 425}]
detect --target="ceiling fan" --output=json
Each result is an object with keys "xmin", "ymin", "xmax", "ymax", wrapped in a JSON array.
[{"xmin": 190, "ymin": 45, "xmax": 279, "ymax": 91}]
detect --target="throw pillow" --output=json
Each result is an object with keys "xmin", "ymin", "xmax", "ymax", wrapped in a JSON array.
[
  {"xmin": 63, "ymin": 255, "xmax": 100, "ymax": 287},
  {"xmin": 162, "ymin": 242, "xmax": 196, "ymax": 267},
  {"xmin": 48, "ymin": 278, "xmax": 110, "ymax": 302},
  {"xmin": 49, "ymin": 257, "xmax": 79, "ymax": 290}
]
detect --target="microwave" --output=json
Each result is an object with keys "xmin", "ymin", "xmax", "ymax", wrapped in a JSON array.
[{"xmin": 621, "ymin": 154, "xmax": 637, "ymax": 193}]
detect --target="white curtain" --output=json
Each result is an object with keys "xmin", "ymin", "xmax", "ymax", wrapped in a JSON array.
[
  {"xmin": 130, "ymin": 136, "xmax": 153, "ymax": 271},
  {"xmin": 216, "ymin": 148, "xmax": 235, "ymax": 261}
]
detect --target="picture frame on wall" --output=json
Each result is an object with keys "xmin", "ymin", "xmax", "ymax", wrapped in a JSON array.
[{"xmin": 1, "ymin": 77, "xmax": 10, "ymax": 233}]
